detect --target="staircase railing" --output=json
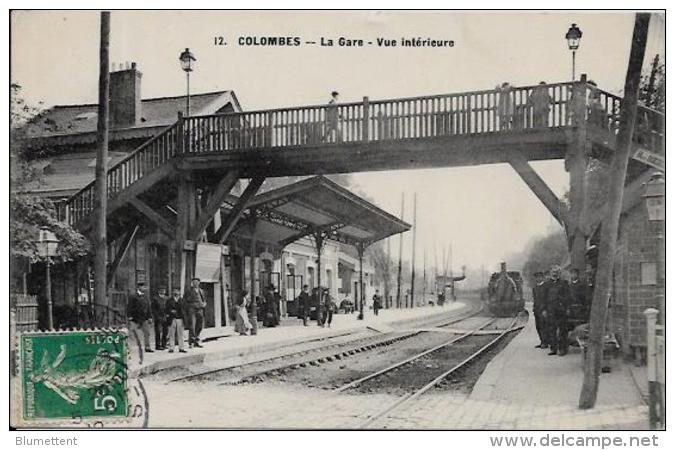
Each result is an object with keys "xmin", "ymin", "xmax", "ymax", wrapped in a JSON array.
[
  {"xmin": 58, "ymin": 120, "xmax": 182, "ymax": 226},
  {"xmin": 593, "ymin": 87, "xmax": 664, "ymax": 155}
]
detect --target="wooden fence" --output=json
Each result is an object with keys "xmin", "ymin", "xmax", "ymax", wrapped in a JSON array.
[{"xmin": 11, "ymin": 294, "xmax": 39, "ymax": 332}]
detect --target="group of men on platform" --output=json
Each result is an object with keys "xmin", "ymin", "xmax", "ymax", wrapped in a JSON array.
[
  {"xmin": 127, "ymin": 277, "xmax": 207, "ymax": 354},
  {"xmin": 532, "ymin": 266, "xmax": 590, "ymax": 357},
  {"xmin": 296, "ymin": 284, "xmax": 336, "ymax": 327}
]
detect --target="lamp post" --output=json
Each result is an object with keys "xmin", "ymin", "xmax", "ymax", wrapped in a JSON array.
[
  {"xmin": 179, "ymin": 48, "xmax": 196, "ymax": 116},
  {"xmin": 37, "ymin": 228, "xmax": 59, "ymax": 330},
  {"xmin": 565, "ymin": 23, "xmax": 583, "ymax": 81}
]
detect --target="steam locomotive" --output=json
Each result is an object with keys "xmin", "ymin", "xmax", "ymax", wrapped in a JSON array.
[{"xmin": 486, "ymin": 262, "xmax": 525, "ymax": 317}]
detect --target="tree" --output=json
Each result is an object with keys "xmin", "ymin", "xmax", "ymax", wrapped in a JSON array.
[
  {"xmin": 521, "ymin": 230, "xmax": 569, "ymax": 286},
  {"xmin": 638, "ymin": 55, "xmax": 664, "ymax": 112},
  {"xmin": 367, "ymin": 240, "xmax": 394, "ymax": 303},
  {"xmin": 10, "ymin": 84, "xmax": 90, "ymax": 267},
  {"xmin": 579, "ymin": 13, "xmax": 650, "ymax": 410}
]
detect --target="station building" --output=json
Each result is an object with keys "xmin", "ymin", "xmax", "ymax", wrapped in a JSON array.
[{"xmin": 15, "ymin": 63, "xmax": 401, "ymax": 330}]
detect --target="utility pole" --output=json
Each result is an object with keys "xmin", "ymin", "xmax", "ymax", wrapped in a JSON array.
[
  {"xmin": 386, "ymin": 236, "xmax": 391, "ymax": 308},
  {"xmin": 94, "ymin": 11, "xmax": 110, "ymax": 317},
  {"xmin": 422, "ymin": 248, "xmax": 427, "ymax": 307},
  {"xmin": 396, "ymin": 193, "xmax": 404, "ymax": 309},
  {"xmin": 449, "ymin": 243, "xmax": 454, "ymax": 300},
  {"xmin": 434, "ymin": 244, "xmax": 439, "ymax": 298},
  {"xmin": 579, "ymin": 13, "xmax": 650, "ymax": 410},
  {"xmin": 410, "ymin": 193, "xmax": 417, "ymax": 308},
  {"xmin": 443, "ymin": 245, "xmax": 449, "ymax": 304}
]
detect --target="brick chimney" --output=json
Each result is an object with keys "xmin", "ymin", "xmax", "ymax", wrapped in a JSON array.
[{"xmin": 110, "ymin": 62, "xmax": 142, "ymax": 128}]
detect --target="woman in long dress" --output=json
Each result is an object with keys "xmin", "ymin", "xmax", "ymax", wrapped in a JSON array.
[{"xmin": 235, "ymin": 290, "xmax": 252, "ymax": 336}]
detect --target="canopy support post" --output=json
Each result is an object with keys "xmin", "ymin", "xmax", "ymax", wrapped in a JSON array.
[{"xmin": 357, "ymin": 242, "xmax": 366, "ymax": 320}]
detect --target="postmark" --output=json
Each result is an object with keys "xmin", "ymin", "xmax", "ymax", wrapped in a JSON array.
[{"xmin": 19, "ymin": 330, "xmax": 128, "ymax": 421}]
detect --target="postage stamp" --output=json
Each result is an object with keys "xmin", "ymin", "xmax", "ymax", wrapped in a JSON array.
[{"xmin": 19, "ymin": 330, "xmax": 128, "ymax": 421}]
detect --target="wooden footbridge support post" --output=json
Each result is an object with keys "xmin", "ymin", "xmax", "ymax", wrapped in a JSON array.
[
  {"xmin": 508, "ymin": 151, "xmax": 569, "ymax": 234},
  {"xmin": 567, "ymin": 74, "xmax": 590, "ymax": 280},
  {"xmin": 176, "ymin": 173, "xmax": 198, "ymax": 293}
]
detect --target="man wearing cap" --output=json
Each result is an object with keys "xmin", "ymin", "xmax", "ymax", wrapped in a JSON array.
[
  {"xmin": 128, "ymin": 282, "xmax": 153, "ymax": 353},
  {"xmin": 532, "ymin": 271, "xmax": 548, "ymax": 349},
  {"xmin": 184, "ymin": 277, "xmax": 206, "ymax": 348},
  {"xmin": 166, "ymin": 287, "xmax": 187, "ymax": 353},
  {"xmin": 544, "ymin": 266, "xmax": 572, "ymax": 356},
  {"xmin": 152, "ymin": 287, "xmax": 169, "ymax": 350}
]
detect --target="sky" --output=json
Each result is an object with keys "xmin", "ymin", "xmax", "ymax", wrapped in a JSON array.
[{"xmin": 10, "ymin": 11, "xmax": 665, "ymax": 277}]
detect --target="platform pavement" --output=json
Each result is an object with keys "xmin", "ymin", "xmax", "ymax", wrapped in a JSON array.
[
  {"xmin": 374, "ymin": 307, "xmax": 649, "ymax": 430},
  {"xmin": 128, "ymin": 301, "xmax": 468, "ymax": 377},
  {"xmin": 462, "ymin": 306, "xmax": 649, "ymax": 429}
]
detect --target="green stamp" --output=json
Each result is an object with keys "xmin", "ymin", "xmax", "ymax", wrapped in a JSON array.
[{"xmin": 20, "ymin": 330, "xmax": 128, "ymax": 420}]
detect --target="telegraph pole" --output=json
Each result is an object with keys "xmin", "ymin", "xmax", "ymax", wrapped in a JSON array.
[
  {"xmin": 94, "ymin": 11, "xmax": 110, "ymax": 316},
  {"xmin": 395, "ymin": 193, "xmax": 404, "ymax": 309},
  {"xmin": 422, "ymin": 248, "xmax": 427, "ymax": 307},
  {"xmin": 579, "ymin": 13, "xmax": 650, "ymax": 410},
  {"xmin": 410, "ymin": 193, "xmax": 417, "ymax": 308},
  {"xmin": 386, "ymin": 236, "xmax": 391, "ymax": 308},
  {"xmin": 449, "ymin": 243, "xmax": 454, "ymax": 300}
]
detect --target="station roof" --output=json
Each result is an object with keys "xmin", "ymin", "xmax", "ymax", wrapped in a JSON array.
[{"xmin": 226, "ymin": 176, "xmax": 411, "ymax": 249}]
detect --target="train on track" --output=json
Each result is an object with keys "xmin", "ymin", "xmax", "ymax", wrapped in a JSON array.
[{"xmin": 486, "ymin": 262, "xmax": 525, "ymax": 317}]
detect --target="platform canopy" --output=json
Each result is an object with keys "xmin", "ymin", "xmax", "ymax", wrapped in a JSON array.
[{"xmin": 225, "ymin": 176, "xmax": 411, "ymax": 249}]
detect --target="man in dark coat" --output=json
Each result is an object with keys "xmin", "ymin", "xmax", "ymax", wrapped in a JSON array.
[
  {"xmin": 184, "ymin": 277, "xmax": 206, "ymax": 348},
  {"xmin": 263, "ymin": 286, "xmax": 277, "ymax": 327},
  {"xmin": 372, "ymin": 290, "xmax": 382, "ymax": 316},
  {"xmin": 528, "ymin": 81, "xmax": 552, "ymax": 128},
  {"xmin": 152, "ymin": 287, "xmax": 169, "ymax": 350},
  {"xmin": 532, "ymin": 272, "xmax": 548, "ymax": 349},
  {"xmin": 128, "ymin": 282, "xmax": 153, "ymax": 353},
  {"xmin": 544, "ymin": 266, "xmax": 572, "ymax": 356},
  {"xmin": 297, "ymin": 284, "xmax": 310, "ymax": 326}
]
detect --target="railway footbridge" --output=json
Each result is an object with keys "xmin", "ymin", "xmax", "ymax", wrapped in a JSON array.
[{"xmin": 57, "ymin": 75, "xmax": 664, "ymax": 291}]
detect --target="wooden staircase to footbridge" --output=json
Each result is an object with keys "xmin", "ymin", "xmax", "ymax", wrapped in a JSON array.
[{"xmin": 56, "ymin": 78, "xmax": 664, "ymax": 287}]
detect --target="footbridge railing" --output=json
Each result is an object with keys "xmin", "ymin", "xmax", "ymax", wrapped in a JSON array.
[
  {"xmin": 183, "ymin": 82, "xmax": 577, "ymax": 153},
  {"xmin": 58, "ymin": 81, "xmax": 663, "ymax": 227}
]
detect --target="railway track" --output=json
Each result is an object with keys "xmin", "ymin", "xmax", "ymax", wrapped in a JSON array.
[
  {"xmin": 355, "ymin": 315, "xmax": 522, "ymax": 429},
  {"xmin": 336, "ymin": 316, "xmax": 499, "ymax": 393},
  {"xmin": 169, "ymin": 303, "xmax": 484, "ymax": 384}
]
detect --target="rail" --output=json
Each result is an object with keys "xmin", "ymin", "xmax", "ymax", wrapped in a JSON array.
[
  {"xmin": 358, "ymin": 315, "xmax": 521, "ymax": 429},
  {"xmin": 58, "ymin": 81, "xmax": 664, "ymax": 228},
  {"xmin": 171, "ymin": 306, "xmax": 483, "ymax": 383}
]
